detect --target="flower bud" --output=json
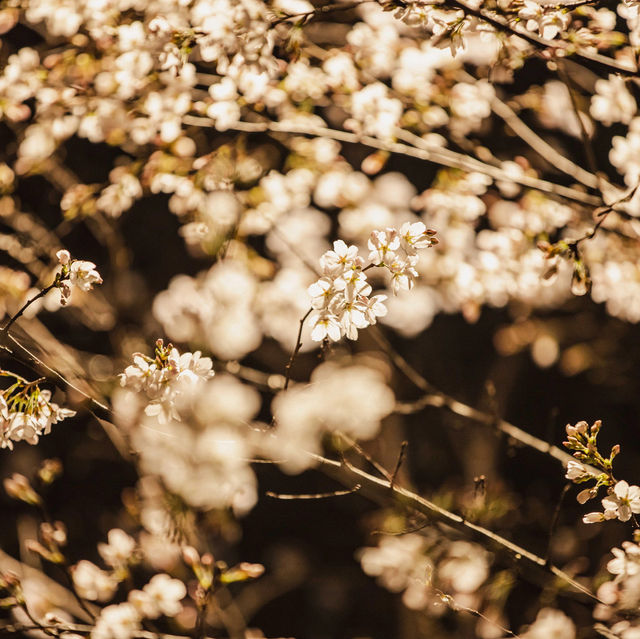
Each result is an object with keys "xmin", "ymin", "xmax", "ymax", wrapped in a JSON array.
[
  {"xmin": 40, "ymin": 521, "xmax": 67, "ymax": 547},
  {"xmin": 3, "ymin": 474, "xmax": 42, "ymax": 506},
  {"xmin": 56, "ymin": 249, "xmax": 71, "ymax": 266},
  {"xmin": 38, "ymin": 458, "xmax": 63, "ymax": 485},
  {"xmin": 182, "ymin": 546, "xmax": 200, "ymax": 567}
]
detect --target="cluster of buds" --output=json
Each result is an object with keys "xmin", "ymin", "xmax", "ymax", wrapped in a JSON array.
[
  {"xmin": 3, "ymin": 472, "xmax": 42, "ymax": 505},
  {"xmin": 0, "ymin": 372, "xmax": 75, "ymax": 449},
  {"xmin": 55, "ymin": 249, "xmax": 103, "ymax": 306},
  {"xmin": 563, "ymin": 420, "xmax": 640, "ymax": 524},
  {"xmin": 538, "ymin": 238, "xmax": 590, "ymax": 296},
  {"xmin": 25, "ymin": 521, "xmax": 67, "ymax": 565},
  {"xmin": 119, "ymin": 339, "xmax": 214, "ymax": 422},
  {"xmin": 564, "ymin": 420, "xmax": 618, "ymax": 481},
  {"xmin": 183, "ymin": 545, "xmax": 264, "ymax": 608},
  {"xmin": 563, "ymin": 420, "xmax": 616, "ymax": 503},
  {"xmin": 0, "ymin": 571, "xmax": 24, "ymax": 609},
  {"xmin": 308, "ymin": 222, "xmax": 437, "ymax": 342}
]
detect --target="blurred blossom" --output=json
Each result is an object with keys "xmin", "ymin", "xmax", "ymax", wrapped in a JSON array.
[
  {"xmin": 357, "ymin": 534, "xmax": 433, "ymax": 610},
  {"xmin": 71, "ymin": 560, "xmax": 118, "ymax": 602},
  {"xmin": 117, "ymin": 373, "xmax": 262, "ymax": 514},
  {"xmin": 128, "ymin": 574, "xmax": 186, "ymax": 619},
  {"xmin": 590, "ymin": 75, "xmax": 637, "ymax": 127},
  {"xmin": 93, "ymin": 603, "xmax": 141, "ymax": 639},
  {"xmin": 438, "ymin": 541, "xmax": 489, "ymax": 594},
  {"xmin": 153, "ymin": 260, "xmax": 262, "ymax": 361},
  {"xmin": 522, "ymin": 608, "xmax": 575, "ymax": 639},
  {"xmin": 270, "ymin": 361, "xmax": 394, "ymax": 473},
  {"xmin": 98, "ymin": 529, "xmax": 136, "ymax": 568}
]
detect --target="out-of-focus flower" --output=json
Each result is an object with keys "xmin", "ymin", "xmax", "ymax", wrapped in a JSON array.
[
  {"xmin": 522, "ymin": 608, "xmax": 575, "ymax": 639},
  {"xmin": 71, "ymin": 560, "xmax": 118, "ymax": 602},
  {"xmin": 270, "ymin": 360, "xmax": 394, "ymax": 473},
  {"xmin": 357, "ymin": 534, "xmax": 433, "ymax": 610},
  {"xmin": 93, "ymin": 603, "xmax": 141, "ymax": 639},
  {"xmin": 129, "ymin": 574, "xmax": 186, "ymax": 619},
  {"xmin": 98, "ymin": 529, "xmax": 136, "ymax": 568},
  {"xmin": 590, "ymin": 75, "xmax": 637, "ymax": 127}
]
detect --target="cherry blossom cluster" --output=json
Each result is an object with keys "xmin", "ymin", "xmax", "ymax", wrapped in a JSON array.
[
  {"xmin": 92, "ymin": 572, "xmax": 187, "ymax": 639},
  {"xmin": 390, "ymin": 0, "xmax": 637, "ymax": 64},
  {"xmin": 563, "ymin": 420, "xmax": 621, "ymax": 508},
  {"xmin": 0, "ymin": 373, "xmax": 75, "ymax": 450},
  {"xmin": 308, "ymin": 223, "xmax": 438, "ymax": 342},
  {"xmin": 119, "ymin": 339, "xmax": 214, "ymax": 423},
  {"xmin": 559, "ymin": 421, "xmax": 640, "ymax": 637},
  {"xmin": 69, "ymin": 529, "xmax": 257, "ymax": 639},
  {"xmin": 3, "ymin": 0, "xmax": 640, "ymax": 638},
  {"xmin": 3, "ymin": 464, "xmax": 266, "ymax": 638},
  {"xmin": 582, "ymin": 480, "xmax": 640, "ymax": 524},
  {"xmin": 55, "ymin": 249, "xmax": 103, "ymax": 306},
  {"xmin": 117, "ymin": 364, "xmax": 262, "ymax": 514}
]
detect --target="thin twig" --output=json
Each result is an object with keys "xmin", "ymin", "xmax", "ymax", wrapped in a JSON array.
[
  {"xmin": 371, "ymin": 517, "xmax": 430, "ymax": 536},
  {"xmin": 0, "ymin": 283, "xmax": 58, "ymax": 337},
  {"xmin": 487, "ymin": 88, "xmax": 601, "ymax": 190},
  {"xmin": 283, "ymin": 308, "xmax": 312, "ymax": 391},
  {"xmin": 338, "ymin": 431, "xmax": 393, "ymax": 482},
  {"xmin": 557, "ymin": 62, "xmax": 600, "ymax": 178},
  {"xmin": 432, "ymin": 587, "xmax": 521, "ymax": 638},
  {"xmin": 266, "ymin": 485, "xmax": 361, "ymax": 499},
  {"xmin": 567, "ymin": 183, "xmax": 640, "ymax": 254},
  {"xmin": 270, "ymin": 0, "xmax": 368, "ymax": 25},
  {"xmin": 390, "ymin": 441, "xmax": 408, "ymax": 490},
  {"xmin": 545, "ymin": 482, "xmax": 571, "ymax": 564},
  {"xmin": 5, "ymin": 334, "xmax": 111, "ymax": 416}
]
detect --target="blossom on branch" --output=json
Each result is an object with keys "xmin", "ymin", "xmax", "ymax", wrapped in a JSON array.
[
  {"xmin": 0, "ymin": 377, "xmax": 75, "ymax": 450},
  {"xmin": 308, "ymin": 223, "xmax": 437, "ymax": 342},
  {"xmin": 55, "ymin": 249, "xmax": 102, "ymax": 306}
]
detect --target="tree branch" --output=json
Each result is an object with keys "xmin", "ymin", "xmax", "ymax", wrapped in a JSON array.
[
  {"xmin": 182, "ymin": 115, "xmax": 601, "ymax": 206},
  {"xmin": 370, "ymin": 327, "xmax": 600, "ymax": 477},
  {"xmin": 448, "ymin": 0, "xmax": 637, "ymax": 77},
  {"xmin": 311, "ymin": 452, "xmax": 601, "ymax": 603}
]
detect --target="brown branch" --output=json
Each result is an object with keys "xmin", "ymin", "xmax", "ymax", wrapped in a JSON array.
[
  {"xmin": 312, "ymin": 452, "xmax": 601, "ymax": 602},
  {"xmin": 0, "ymin": 621, "xmax": 212, "ymax": 639},
  {"xmin": 557, "ymin": 62, "xmax": 600, "ymax": 178},
  {"xmin": 371, "ymin": 327, "xmax": 600, "ymax": 477},
  {"xmin": 545, "ymin": 482, "xmax": 571, "ymax": 563},
  {"xmin": 183, "ymin": 115, "xmax": 601, "ymax": 206},
  {"xmin": 488, "ymin": 89, "xmax": 601, "ymax": 191},
  {"xmin": 270, "ymin": 0, "xmax": 369, "ymax": 25},
  {"xmin": 448, "ymin": 0, "xmax": 637, "ymax": 77},
  {"xmin": 0, "ymin": 283, "xmax": 59, "ymax": 337},
  {"xmin": 339, "ymin": 432, "xmax": 393, "ymax": 482}
]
